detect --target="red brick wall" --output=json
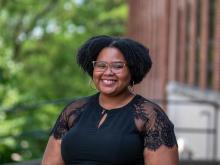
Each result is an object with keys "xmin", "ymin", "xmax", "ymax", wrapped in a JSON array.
[
  {"xmin": 127, "ymin": 0, "xmax": 220, "ymax": 100},
  {"xmin": 127, "ymin": 0, "xmax": 170, "ymax": 100}
]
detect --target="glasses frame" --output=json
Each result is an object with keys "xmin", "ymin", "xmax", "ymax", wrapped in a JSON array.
[{"xmin": 92, "ymin": 61, "xmax": 127, "ymax": 74}]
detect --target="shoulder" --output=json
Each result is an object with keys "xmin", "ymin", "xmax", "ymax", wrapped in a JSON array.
[
  {"xmin": 134, "ymin": 95, "xmax": 167, "ymax": 121},
  {"xmin": 134, "ymin": 94, "xmax": 162, "ymax": 110},
  {"xmin": 50, "ymin": 94, "xmax": 97, "ymax": 139},
  {"xmin": 61, "ymin": 93, "xmax": 96, "ymax": 117},
  {"xmin": 133, "ymin": 95, "xmax": 174, "ymax": 132},
  {"xmin": 133, "ymin": 95, "xmax": 177, "ymax": 150}
]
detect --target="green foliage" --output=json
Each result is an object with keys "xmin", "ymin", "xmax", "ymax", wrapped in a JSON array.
[{"xmin": 0, "ymin": 0, "xmax": 127, "ymax": 163}]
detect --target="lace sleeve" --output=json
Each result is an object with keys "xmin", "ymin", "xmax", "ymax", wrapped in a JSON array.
[
  {"xmin": 50, "ymin": 108, "xmax": 69, "ymax": 139},
  {"xmin": 134, "ymin": 98, "xmax": 177, "ymax": 151},
  {"xmin": 50, "ymin": 97, "xmax": 89, "ymax": 139}
]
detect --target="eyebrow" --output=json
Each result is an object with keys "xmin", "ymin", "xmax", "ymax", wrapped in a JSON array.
[{"xmin": 98, "ymin": 60, "xmax": 126, "ymax": 63}]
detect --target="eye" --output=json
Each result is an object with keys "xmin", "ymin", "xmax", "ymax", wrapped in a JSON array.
[
  {"xmin": 112, "ymin": 62, "xmax": 124, "ymax": 69},
  {"xmin": 95, "ymin": 62, "xmax": 107, "ymax": 69}
]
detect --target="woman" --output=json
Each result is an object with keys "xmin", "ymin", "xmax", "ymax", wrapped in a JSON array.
[{"xmin": 41, "ymin": 35, "xmax": 179, "ymax": 165}]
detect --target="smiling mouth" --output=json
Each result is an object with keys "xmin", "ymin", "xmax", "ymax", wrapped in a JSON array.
[{"xmin": 102, "ymin": 79, "xmax": 117, "ymax": 85}]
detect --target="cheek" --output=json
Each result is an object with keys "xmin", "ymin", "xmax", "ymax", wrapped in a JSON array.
[
  {"xmin": 92, "ymin": 71, "xmax": 101, "ymax": 82},
  {"xmin": 119, "ymin": 73, "xmax": 131, "ymax": 85}
]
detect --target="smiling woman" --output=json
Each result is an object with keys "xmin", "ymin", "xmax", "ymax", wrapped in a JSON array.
[
  {"xmin": 41, "ymin": 35, "xmax": 179, "ymax": 165},
  {"xmin": 92, "ymin": 47, "xmax": 131, "ymax": 98}
]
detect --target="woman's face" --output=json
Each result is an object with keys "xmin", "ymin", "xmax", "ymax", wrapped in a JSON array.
[{"xmin": 92, "ymin": 47, "xmax": 131, "ymax": 96}]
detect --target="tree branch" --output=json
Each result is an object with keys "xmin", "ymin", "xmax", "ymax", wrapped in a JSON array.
[
  {"xmin": 24, "ymin": 0, "xmax": 59, "ymax": 36},
  {"xmin": 12, "ymin": 0, "xmax": 59, "ymax": 59},
  {"xmin": 0, "ymin": 0, "xmax": 8, "ymax": 9}
]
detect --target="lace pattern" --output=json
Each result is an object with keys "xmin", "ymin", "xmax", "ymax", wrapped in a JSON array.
[
  {"xmin": 134, "ymin": 97, "xmax": 177, "ymax": 150},
  {"xmin": 50, "ymin": 93, "xmax": 177, "ymax": 151},
  {"xmin": 50, "ymin": 97, "xmax": 90, "ymax": 139}
]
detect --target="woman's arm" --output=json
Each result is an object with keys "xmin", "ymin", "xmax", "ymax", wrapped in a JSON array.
[
  {"xmin": 41, "ymin": 136, "xmax": 65, "ymax": 165},
  {"xmin": 144, "ymin": 145, "xmax": 179, "ymax": 165}
]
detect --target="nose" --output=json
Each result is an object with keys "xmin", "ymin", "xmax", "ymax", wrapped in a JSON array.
[{"xmin": 103, "ymin": 65, "xmax": 114, "ymax": 75}]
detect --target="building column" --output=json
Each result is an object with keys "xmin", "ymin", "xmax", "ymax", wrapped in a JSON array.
[
  {"xmin": 168, "ymin": 0, "xmax": 178, "ymax": 81},
  {"xmin": 188, "ymin": 0, "xmax": 197, "ymax": 86},
  {"xmin": 213, "ymin": 0, "xmax": 220, "ymax": 91},
  {"xmin": 177, "ymin": 0, "xmax": 187, "ymax": 83},
  {"xmin": 199, "ymin": 0, "xmax": 209, "ymax": 89}
]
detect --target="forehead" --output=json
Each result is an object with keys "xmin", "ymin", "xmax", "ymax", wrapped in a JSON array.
[{"xmin": 96, "ymin": 47, "xmax": 126, "ymax": 62}]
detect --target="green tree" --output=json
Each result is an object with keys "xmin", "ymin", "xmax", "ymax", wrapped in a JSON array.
[{"xmin": 0, "ymin": 0, "xmax": 127, "ymax": 163}]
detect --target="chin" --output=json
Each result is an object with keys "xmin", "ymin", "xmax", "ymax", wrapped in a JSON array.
[
  {"xmin": 100, "ymin": 90, "xmax": 117, "ymax": 95},
  {"xmin": 100, "ymin": 88, "xmax": 128, "ymax": 97}
]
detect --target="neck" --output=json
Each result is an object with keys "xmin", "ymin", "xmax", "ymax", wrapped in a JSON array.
[{"xmin": 99, "ymin": 90, "xmax": 135, "ymax": 110}]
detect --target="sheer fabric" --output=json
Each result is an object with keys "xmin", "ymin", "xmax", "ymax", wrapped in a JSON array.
[
  {"xmin": 50, "ymin": 93, "xmax": 177, "ymax": 164},
  {"xmin": 51, "ymin": 97, "xmax": 89, "ymax": 139},
  {"xmin": 133, "ymin": 97, "xmax": 177, "ymax": 150}
]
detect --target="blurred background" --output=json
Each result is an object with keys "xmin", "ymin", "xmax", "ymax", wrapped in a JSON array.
[{"xmin": 0, "ymin": 0, "xmax": 219, "ymax": 164}]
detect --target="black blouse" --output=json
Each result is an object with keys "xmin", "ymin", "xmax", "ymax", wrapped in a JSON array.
[{"xmin": 50, "ymin": 93, "xmax": 177, "ymax": 165}]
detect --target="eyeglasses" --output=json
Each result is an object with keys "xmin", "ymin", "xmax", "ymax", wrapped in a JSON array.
[{"xmin": 92, "ymin": 61, "xmax": 126, "ymax": 74}]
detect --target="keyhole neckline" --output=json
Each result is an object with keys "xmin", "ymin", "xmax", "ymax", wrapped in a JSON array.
[{"xmin": 95, "ymin": 92, "xmax": 140, "ymax": 114}]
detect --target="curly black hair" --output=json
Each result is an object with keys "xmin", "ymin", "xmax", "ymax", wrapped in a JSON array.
[{"xmin": 76, "ymin": 35, "xmax": 152, "ymax": 85}]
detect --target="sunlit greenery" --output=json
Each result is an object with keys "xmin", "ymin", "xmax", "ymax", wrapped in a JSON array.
[{"xmin": 0, "ymin": 0, "xmax": 127, "ymax": 163}]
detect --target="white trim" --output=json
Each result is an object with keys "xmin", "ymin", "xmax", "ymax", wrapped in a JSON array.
[{"xmin": 166, "ymin": 81, "xmax": 220, "ymax": 106}]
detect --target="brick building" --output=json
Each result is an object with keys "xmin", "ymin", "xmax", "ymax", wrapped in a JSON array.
[
  {"xmin": 127, "ymin": 0, "xmax": 220, "ymax": 161},
  {"xmin": 128, "ymin": 0, "xmax": 220, "ymax": 99}
]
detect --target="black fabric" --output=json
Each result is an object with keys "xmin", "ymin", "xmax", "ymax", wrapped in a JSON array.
[{"xmin": 50, "ymin": 93, "xmax": 177, "ymax": 165}]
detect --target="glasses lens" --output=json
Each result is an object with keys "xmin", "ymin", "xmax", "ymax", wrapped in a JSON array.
[
  {"xmin": 93, "ymin": 61, "xmax": 107, "ymax": 72},
  {"xmin": 92, "ymin": 61, "xmax": 125, "ymax": 73},
  {"xmin": 111, "ymin": 62, "xmax": 125, "ymax": 73}
]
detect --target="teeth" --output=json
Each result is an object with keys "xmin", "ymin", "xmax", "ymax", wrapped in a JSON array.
[{"xmin": 102, "ymin": 80, "xmax": 116, "ymax": 85}]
